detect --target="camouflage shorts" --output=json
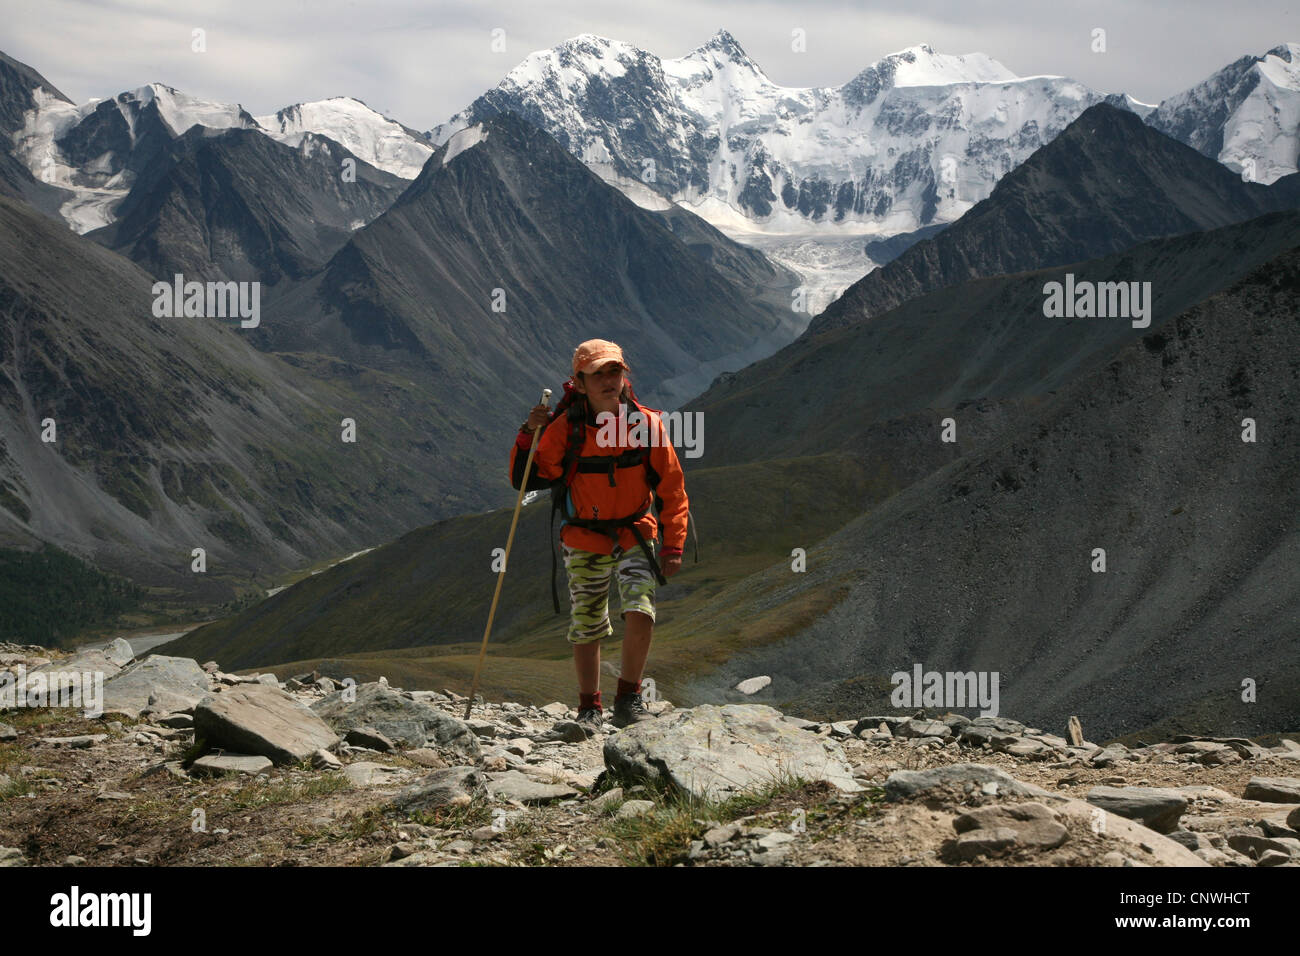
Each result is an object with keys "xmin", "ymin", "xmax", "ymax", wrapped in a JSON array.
[{"xmin": 561, "ymin": 541, "xmax": 657, "ymax": 645}]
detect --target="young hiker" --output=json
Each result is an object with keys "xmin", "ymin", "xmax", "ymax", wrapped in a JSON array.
[{"xmin": 508, "ymin": 339, "xmax": 689, "ymax": 733}]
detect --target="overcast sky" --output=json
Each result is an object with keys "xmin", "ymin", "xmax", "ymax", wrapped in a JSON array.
[{"xmin": 3, "ymin": 0, "xmax": 1295, "ymax": 129}]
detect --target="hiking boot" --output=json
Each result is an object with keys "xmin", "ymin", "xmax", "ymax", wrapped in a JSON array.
[
  {"xmin": 574, "ymin": 707, "xmax": 605, "ymax": 737},
  {"xmin": 612, "ymin": 692, "xmax": 656, "ymax": 729}
]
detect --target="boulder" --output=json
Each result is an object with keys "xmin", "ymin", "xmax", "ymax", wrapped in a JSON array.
[
  {"xmin": 1243, "ymin": 777, "xmax": 1300, "ymax": 803},
  {"xmin": 485, "ymin": 770, "xmax": 579, "ymax": 804},
  {"xmin": 389, "ymin": 767, "xmax": 486, "ymax": 812},
  {"xmin": 603, "ymin": 704, "xmax": 862, "ymax": 800},
  {"xmin": 312, "ymin": 683, "xmax": 479, "ymax": 757},
  {"xmin": 1085, "ymin": 786, "xmax": 1188, "ymax": 834},
  {"xmin": 952, "ymin": 802, "xmax": 1070, "ymax": 856},
  {"xmin": 885, "ymin": 764, "xmax": 1050, "ymax": 801},
  {"xmin": 193, "ymin": 684, "xmax": 339, "ymax": 765},
  {"xmin": 100, "ymin": 656, "xmax": 210, "ymax": 718}
]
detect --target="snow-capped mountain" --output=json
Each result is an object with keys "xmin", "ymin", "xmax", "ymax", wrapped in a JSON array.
[
  {"xmin": 11, "ymin": 82, "xmax": 259, "ymax": 232},
  {"xmin": 427, "ymin": 30, "xmax": 1130, "ymax": 310},
  {"xmin": 254, "ymin": 97, "xmax": 433, "ymax": 179},
  {"xmin": 1147, "ymin": 43, "xmax": 1300, "ymax": 185}
]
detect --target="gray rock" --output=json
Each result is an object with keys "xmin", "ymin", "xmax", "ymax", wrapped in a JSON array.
[
  {"xmin": 1090, "ymin": 744, "xmax": 1132, "ymax": 768},
  {"xmin": 1257, "ymin": 849, "xmax": 1292, "ymax": 866},
  {"xmin": 735, "ymin": 676, "xmax": 772, "ymax": 695},
  {"xmin": 156, "ymin": 713, "xmax": 193, "ymax": 729},
  {"xmin": 615, "ymin": 799, "xmax": 655, "ymax": 819},
  {"xmin": 959, "ymin": 725, "xmax": 997, "ymax": 747},
  {"xmin": 1167, "ymin": 830, "xmax": 1213, "ymax": 851},
  {"xmin": 997, "ymin": 737, "xmax": 1055, "ymax": 759},
  {"xmin": 954, "ymin": 826, "xmax": 1020, "ymax": 860},
  {"xmin": 897, "ymin": 718, "xmax": 950, "ymax": 738},
  {"xmin": 953, "ymin": 802, "xmax": 1070, "ymax": 853},
  {"xmin": 1288, "ymin": 806, "xmax": 1300, "ymax": 830},
  {"xmin": 703, "ymin": 823, "xmax": 739, "ymax": 847},
  {"xmin": 312, "ymin": 683, "xmax": 480, "ymax": 757},
  {"xmin": 851, "ymin": 716, "xmax": 911, "ymax": 735},
  {"xmin": 0, "ymin": 847, "xmax": 27, "ymax": 867},
  {"xmin": 967, "ymin": 716, "xmax": 1026, "ymax": 734},
  {"xmin": 194, "ymin": 683, "xmax": 340, "ymax": 766},
  {"xmin": 143, "ymin": 686, "xmax": 202, "ymax": 717},
  {"xmin": 0, "ymin": 722, "xmax": 16, "ymax": 741},
  {"xmin": 389, "ymin": 767, "xmax": 487, "ymax": 812},
  {"xmin": 539, "ymin": 702, "xmax": 570, "ymax": 718},
  {"xmin": 1243, "ymin": 777, "xmax": 1300, "ymax": 803},
  {"xmin": 1086, "ymin": 786, "xmax": 1188, "ymax": 834},
  {"xmin": 1068, "ymin": 716, "xmax": 1084, "ymax": 746},
  {"xmin": 100, "ymin": 656, "xmax": 210, "ymax": 718},
  {"xmin": 190, "ymin": 754, "xmax": 274, "ymax": 776},
  {"xmin": 311, "ymin": 749, "xmax": 342, "ymax": 770},
  {"xmin": 885, "ymin": 764, "xmax": 1049, "ymax": 802},
  {"xmin": 405, "ymin": 749, "xmax": 448, "ymax": 769},
  {"xmin": 545, "ymin": 721, "xmax": 591, "ymax": 743},
  {"xmin": 344, "ymin": 727, "xmax": 396, "ymax": 752},
  {"xmin": 485, "ymin": 770, "xmax": 578, "ymax": 804},
  {"xmin": 315, "ymin": 678, "xmax": 335, "ymax": 694},
  {"xmin": 343, "ymin": 762, "xmax": 407, "ymax": 787},
  {"xmin": 603, "ymin": 704, "xmax": 863, "ymax": 800},
  {"xmin": 1226, "ymin": 829, "xmax": 1298, "ymax": 861},
  {"xmin": 468, "ymin": 721, "xmax": 497, "ymax": 739},
  {"xmin": 590, "ymin": 788, "xmax": 623, "ymax": 811},
  {"xmin": 102, "ymin": 638, "xmax": 135, "ymax": 668}
]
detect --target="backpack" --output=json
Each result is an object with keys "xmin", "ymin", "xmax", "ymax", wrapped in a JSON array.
[{"xmin": 540, "ymin": 379, "xmax": 700, "ymax": 614}]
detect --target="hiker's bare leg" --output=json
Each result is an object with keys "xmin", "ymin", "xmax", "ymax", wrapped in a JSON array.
[
  {"xmin": 574, "ymin": 640, "xmax": 600, "ymax": 695},
  {"xmin": 620, "ymin": 611, "xmax": 653, "ymax": 686}
]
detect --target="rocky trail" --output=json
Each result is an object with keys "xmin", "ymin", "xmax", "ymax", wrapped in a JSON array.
[{"xmin": 1, "ymin": 641, "xmax": 1298, "ymax": 868}]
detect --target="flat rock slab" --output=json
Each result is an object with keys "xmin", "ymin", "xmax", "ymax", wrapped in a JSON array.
[
  {"xmin": 603, "ymin": 704, "xmax": 863, "ymax": 801},
  {"xmin": 389, "ymin": 767, "xmax": 486, "ymax": 813},
  {"xmin": 953, "ymin": 802, "xmax": 1070, "ymax": 858},
  {"xmin": 1243, "ymin": 777, "xmax": 1300, "ymax": 803},
  {"xmin": 343, "ymin": 761, "xmax": 409, "ymax": 788},
  {"xmin": 190, "ymin": 754, "xmax": 273, "ymax": 776},
  {"xmin": 312, "ymin": 683, "xmax": 480, "ymax": 757},
  {"xmin": 885, "ymin": 764, "xmax": 1051, "ymax": 802},
  {"xmin": 1086, "ymin": 785, "xmax": 1188, "ymax": 834},
  {"xmin": 101, "ymin": 656, "xmax": 210, "ymax": 718},
  {"xmin": 486, "ymin": 770, "xmax": 579, "ymax": 804},
  {"xmin": 194, "ymin": 684, "xmax": 339, "ymax": 766}
]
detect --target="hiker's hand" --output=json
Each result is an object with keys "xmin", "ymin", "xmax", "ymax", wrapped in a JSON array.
[
  {"xmin": 662, "ymin": 554, "xmax": 682, "ymax": 578},
  {"xmin": 524, "ymin": 404, "xmax": 549, "ymax": 434}
]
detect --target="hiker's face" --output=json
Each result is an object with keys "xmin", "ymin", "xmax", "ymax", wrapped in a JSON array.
[{"xmin": 578, "ymin": 362, "xmax": 625, "ymax": 413}]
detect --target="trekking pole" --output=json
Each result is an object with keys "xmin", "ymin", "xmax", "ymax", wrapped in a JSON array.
[{"xmin": 465, "ymin": 388, "xmax": 552, "ymax": 721}]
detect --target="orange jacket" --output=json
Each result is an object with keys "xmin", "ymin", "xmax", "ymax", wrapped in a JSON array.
[{"xmin": 509, "ymin": 404, "xmax": 689, "ymax": 556}]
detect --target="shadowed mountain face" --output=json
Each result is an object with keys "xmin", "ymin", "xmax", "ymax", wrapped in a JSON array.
[
  {"xmin": 810, "ymin": 104, "xmax": 1300, "ymax": 335},
  {"xmin": 687, "ymin": 211, "xmax": 1300, "ymax": 467},
  {"xmin": 261, "ymin": 109, "xmax": 801, "ymax": 412},
  {"xmin": 88, "ymin": 126, "xmax": 405, "ymax": 284},
  {"xmin": 684, "ymin": 246, "xmax": 1300, "ymax": 740},
  {"xmin": 0, "ymin": 52, "xmax": 73, "ymax": 218},
  {"xmin": 0, "ymin": 194, "xmax": 487, "ymax": 601}
]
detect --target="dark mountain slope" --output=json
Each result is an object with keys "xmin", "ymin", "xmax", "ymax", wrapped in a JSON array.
[{"xmin": 684, "ymin": 246, "xmax": 1300, "ymax": 740}]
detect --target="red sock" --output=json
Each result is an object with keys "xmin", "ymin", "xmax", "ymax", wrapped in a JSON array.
[
  {"xmin": 580, "ymin": 691, "xmax": 602, "ymax": 711},
  {"xmin": 617, "ymin": 678, "xmax": 640, "ymax": 698}
]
